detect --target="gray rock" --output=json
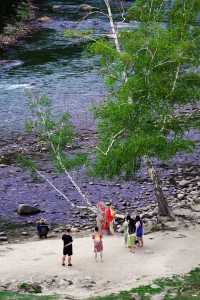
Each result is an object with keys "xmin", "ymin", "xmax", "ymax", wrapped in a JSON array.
[
  {"xmin": 17, "ymin": 204, "xmax": 41, "ymax": 215},
  {"xmin": 17, "ymin": 282, "xmax": 42, "ymax": 293},
  {"xmin": 174, "ymin": 208, "xmax": 193, "ymax": 220},
  {"xmin": 79, "ymin": 4, "xmax": 93, "ymax": 12},
  {"xmin": 21, "ymin": 231, "xmax": 29, "ymax": 236},
  {"xmin": 179, "ymin": 180, "xmax": 189, "ymax": 187},
  {"xmin": 130, "ymin": 293, "xmax": 141, "ymax": 300},
  {"xmin": 0, "ymin": 232, "xmax": 6, "ymax": 237},
  {"xmin": 174, "ymin": 233, "xmax": 187, "ymax": 238},
  {"xmin": 177, "ymin": 193, "xmax": 185, "ymax": 200},
  {"xmin": 151, "ymin": 284, "xmax": 160, "ymax": 289},
  {"xmin": 80, "ymin": 277, "xmax": 96, "ymax": 289},
  {"xmin": 0, "ymin": 236, "xmax": 8, "ymax": 242},
  {"xmin": 150, "ymin": 292, "xmax": 166, "ymax": 300}
]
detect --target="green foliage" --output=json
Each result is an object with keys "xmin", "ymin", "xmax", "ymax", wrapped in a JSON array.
[
  {"xmin": 89, "ymin": 268, "xmax": 200, "ymax": 300},
  {"xmin": 128, "ymin": 0, "xmax": 166, "ymax": 22},
  {"xmin": 64, "ymin": 29, "xmax": 93, "ymax": 39},
  {"xmin": 18, "ymin": 282, "xmax": 42, "ymax": 293},
  {"xmin": 25, "ymin": 95, "xmax": 87, "ymax": 174},
  {"xmin": 90, "ymin": 0, "xmax": 200, "ymax": 179},
  {"xmin": 16, "ymin": 155, "xmax": 37, "ymax": 175},
  {"xmin": 0, "ymin": 291, "xmax": 56, "ymax": 300},
  {"xmin": 16, "ymin": 1, "xmax": 31, "ymax": 22}
]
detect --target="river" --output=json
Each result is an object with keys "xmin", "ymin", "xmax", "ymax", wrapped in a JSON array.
[{"xmin": 0, "ymin": 0, "xmax": 123, "ymax": 138}]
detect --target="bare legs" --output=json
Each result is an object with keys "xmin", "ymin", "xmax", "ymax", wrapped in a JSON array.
[
  {"xmin": 62, "ymin": 255, "xmax": 72, "ymax": 266},
  {"xmin": 94, "ymin": 250, "xmax": 103, "ymax": 262},
  {"xmin": 139, "ymin": 238, "xmax": 143, "ymax": 247}
]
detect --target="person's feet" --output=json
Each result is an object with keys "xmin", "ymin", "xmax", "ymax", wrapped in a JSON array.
[
  {"xmin": 68, "ymin": 263, "xmax": 72, "ymax": 266},
  {"xmin": 62, "ymin": 263, "xmax": 65, "ymax": 266}
]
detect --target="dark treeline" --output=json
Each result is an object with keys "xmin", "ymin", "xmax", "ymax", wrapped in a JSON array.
[
  {"xmin": 0, "ymin": 1, "xmax": 22, "ymax": 32},
  {"xmin": 0, "ymin": 0, "xmax": 39, "ymax": 33}
]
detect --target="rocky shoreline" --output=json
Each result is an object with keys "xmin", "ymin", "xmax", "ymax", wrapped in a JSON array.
[{"xmin": 0, "ymin": 128, "xmax": 200, "ymax": 244}]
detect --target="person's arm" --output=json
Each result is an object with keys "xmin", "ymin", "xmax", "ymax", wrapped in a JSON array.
[{"xmin": 64, "ymin": 242, "xmax": 72, "ymax": 247}]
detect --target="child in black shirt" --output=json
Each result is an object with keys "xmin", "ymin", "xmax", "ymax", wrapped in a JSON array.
[{"xmin": 62, "ymin": 228, "xmax": 73, "ymax": 266}]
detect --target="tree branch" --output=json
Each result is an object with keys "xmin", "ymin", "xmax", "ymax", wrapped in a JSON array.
[{"xmin": 96, "ymin": 128, "xmax": 125, "ymax": 156}]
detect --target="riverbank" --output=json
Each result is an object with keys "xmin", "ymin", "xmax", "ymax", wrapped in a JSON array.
[
  {"xmin": 0, "ymin": 227, "xmax": 200, "ymax": 299},
  {"xmin": 0, "ymin": 127, "xmax": 200, "ymax": 237},
  {"xmin": 1, "ymin": 266, "xmax": 200, "ymax": 299}
]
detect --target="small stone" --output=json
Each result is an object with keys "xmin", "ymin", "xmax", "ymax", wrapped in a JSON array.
[
  {"xmin": 0, "ymin": 164, "xmax": 7, "ymax": 168},
  {"xmin": 21, "ymin": 231, "xmax": 29, "ymax": 236},
  {"xmin": 71, "ymin": 227, "xmax": 79, "ymax": 233},
  {"xmin": 151, "ymin": 284, "xmax": 160, "ymax": 289},
  {"xmin": 177, "ymin": 193, "xmax": 185, "ymax": 200},
  {"xmin": 130, "ymin": 293, "xmax": 141, "ymax": 300},
  {"xmin": 38, "ymin": 16, "xmax": 51, "ymax": 22},
  {"xmin": 179, "ymin": 180, "xmax": 189, "ymax": 187},
  {"xmin": 0, "ymin": 236, "xmax": 8, "ymax": 242},
  {"xmin": 79, "ymin": 4, "xmax": 93, "ymax": 12},
  {"xmin": 0, "ymin": 232, "xmax": 6, "ymax": 237},
  {"xmin": 175, "ymin": 233, "xmax": 187, "ymax": 238},
  {"xmin": 150, "ymin": 292, "xmax": 166, "ymax": 300}
]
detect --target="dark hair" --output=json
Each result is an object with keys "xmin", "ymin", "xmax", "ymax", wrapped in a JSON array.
[
  {"xmin": 135, "ymin": 215, "xmax": 143, "ymax": 227},
  {"xmin": 95, "ymin": 226, "xmax": 99, "ymax": 232},
  {"xmin": 128, "ymin": 218, "xmax": 135, "ymax": 234},
  {"xmin": 126, "ymin": 215, "xmax": 131, "ymax": 221},
  {"xmin": 66, "ymin": 228, "xmax": 71, "ymax": 233},
  {"xmin": 135, "ymin": 215, "xmax": 140, "ymax": 222}
]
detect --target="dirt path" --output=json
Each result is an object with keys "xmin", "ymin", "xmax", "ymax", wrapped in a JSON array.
[{"xmin": 0, "ymin": 228, "xmax": 200, "ymax": 299}]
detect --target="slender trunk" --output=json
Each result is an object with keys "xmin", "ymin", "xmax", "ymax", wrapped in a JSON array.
[
  {"xmin": 40, "ymin": 111, "xmax": 92, "ymax": 207},
  {"xmin": 36, "ymin": 170, "xmax": 75, "ymax": 207},
  {"xmin": 57, "ymin": 155, "xmax": 92, "ymax": 207},
  {"xmin": 104, "ymin": 0, "xmax": 121, "ymax": 52},
  {"xmin": 36, "ymin": 170, "xmax": 97, "ymax": 212},
  {"xmin": 145, "ymin": 157, "xmax": 173, "ymax": 218}
]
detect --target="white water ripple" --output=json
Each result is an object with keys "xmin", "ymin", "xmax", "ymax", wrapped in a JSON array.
[{"xmin": 0, "ymin": 83, "xmax": 33, "ymax": 91}]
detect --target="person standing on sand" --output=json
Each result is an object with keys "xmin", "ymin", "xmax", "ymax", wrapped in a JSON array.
[
  {"xmin": 127, "ymin": 215, "xmax": 136, "ymax": 253},
  {"xmin": 106, "ymin": 202, "xmax": 115, "ymax": 235},
  {"xmin": 62, "ymin": 228, "xmax": 73, "ymax": 267},
  {"xmin": 122, "ymin": 215, "xmax": 129, "ymax": 247},
  {"xmin": 36, "ymin": 218, "xmax": 49, "ymax": 239},
  {"xmin": 92, "ymin": 226, "xmax": 103, "ymax": 262},
  {"xmin": 135, "ymin": 215, "xmax": 144, "ymax": 247}
]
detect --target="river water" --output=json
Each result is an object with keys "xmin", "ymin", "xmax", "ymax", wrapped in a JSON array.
[{"xmin": 0, "ymin": 0, "xmax": 121, "ymax": 138}]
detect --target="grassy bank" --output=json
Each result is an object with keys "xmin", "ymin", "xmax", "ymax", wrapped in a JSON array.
[
  {"xmin": 0, "ymin": 292, "xmax": 56, "ymax": 300},
  {"xmin": 89, "ymin": 268, "xmax": 200, "ymax": 300},
  {"xmin": 1, "ymin": 268, "xmax": 200, "ymax": 300}
]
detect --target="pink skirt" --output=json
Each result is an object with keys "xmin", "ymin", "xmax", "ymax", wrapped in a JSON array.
[{"xmin": 94, "ymin": 240, "xmax": 103, "ymax": 252}]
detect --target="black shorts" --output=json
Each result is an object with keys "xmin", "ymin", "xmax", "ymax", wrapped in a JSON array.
[{"xmin": 63, "ymin": 247, "xmax": 73, "ymax": 256}]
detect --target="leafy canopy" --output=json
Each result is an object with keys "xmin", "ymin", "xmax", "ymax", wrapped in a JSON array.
[{"xmin": 90, "ymin": 0, "xmax": 200, "ymax": 179}]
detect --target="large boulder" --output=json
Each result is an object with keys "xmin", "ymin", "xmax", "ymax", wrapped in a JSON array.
[{"xmin": 17, "ymin": 204, "xmax": 41, "ymax": 216}]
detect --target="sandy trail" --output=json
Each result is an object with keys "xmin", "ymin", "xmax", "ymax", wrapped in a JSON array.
[{"xmin": 0, "ymin": 228, "xmax": 200, "ymax": 299}]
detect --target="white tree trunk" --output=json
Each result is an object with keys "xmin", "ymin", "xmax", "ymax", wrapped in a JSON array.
[{"xmin": 104, "ymin": 0, "xmax": 121, "ymax": 52}]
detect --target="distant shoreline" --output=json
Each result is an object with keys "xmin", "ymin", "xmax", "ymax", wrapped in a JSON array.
[{"xmin": 0, "ymin": 1, "xmax": 40, "ymax": 51}]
